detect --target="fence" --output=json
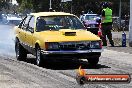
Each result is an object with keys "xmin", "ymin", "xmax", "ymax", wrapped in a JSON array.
[{"xmin": 112, "ymin": 16, "xmax": 129, "ymax": 46}]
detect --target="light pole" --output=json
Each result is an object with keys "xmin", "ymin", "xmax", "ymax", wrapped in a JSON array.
[
  {"xmin": 119, "ymin": 0, "xmax": 122, "ymax": 30},
  {"xmin": 49, "ymin": 0, "xmax": 52, "ymax": 10},
  {"xmin": 70, "ymin": 0, "xmax": 72, "ymax": 13},
  {"xmin": 129, "ymin": 0, "xmax": 132, "ymax": 46}
]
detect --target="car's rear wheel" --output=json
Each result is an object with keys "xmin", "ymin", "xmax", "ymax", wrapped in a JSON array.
[
  {"xmin": 87, "ymin": 57, "xmax": 99, "ymax": 66},
  {"xmin": 36, "ymin": 46, "xmax": 43, "ymax": 66},
  {"xmin": 15, "ymin": 40, "xmax": 27, "ymax": 61}
]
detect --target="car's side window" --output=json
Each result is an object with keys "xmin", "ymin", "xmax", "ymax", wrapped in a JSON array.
[
  {"xmin": 21, "ymin": 16, "xmax": 31, "ymax": 30},
  {"xmin": 27, "ymin": 16, "xmax": 35, "ymax": 33}
]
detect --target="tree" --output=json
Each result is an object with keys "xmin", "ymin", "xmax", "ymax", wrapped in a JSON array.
[
  {"xmin": 16, "ymin": 0, "xmax": 130, "ymax": 17},
  {"xmin": 17, "ymin": 0, "xmax": 33, "ymax": 13},
  {"xmin": 16, "ymin": 0, "xmax": 49, "ymax": 12},
  {"xmin": 0, "ymin": 0, "xmax": 10, "ymax": 11}
]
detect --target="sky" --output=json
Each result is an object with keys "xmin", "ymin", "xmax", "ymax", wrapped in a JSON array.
[{"xmin": 11, "ymin": 0, "xmax": 18, "ymax": 5}]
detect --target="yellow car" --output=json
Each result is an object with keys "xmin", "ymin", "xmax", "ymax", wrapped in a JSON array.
[{"xmin": 14, "ymin": 12, "xmax": 102, "ymax": 66}]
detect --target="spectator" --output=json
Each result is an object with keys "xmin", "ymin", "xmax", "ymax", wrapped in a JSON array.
[{"xmin": 101, "ymin": 2, "xmax": 114, "ymax": 47}]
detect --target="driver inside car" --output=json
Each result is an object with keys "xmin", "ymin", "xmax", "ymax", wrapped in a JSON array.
[{"xmin": 36, "ymin": 18, "xmax": 46, "ymax": 32}]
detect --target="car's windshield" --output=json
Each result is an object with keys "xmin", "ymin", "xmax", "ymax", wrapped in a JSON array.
[
  {"xmin": 85, "ymin": 15, "xmax": 100, "ymax": 21},
  {"xmin": 36, "ymin": 15, "xmax": 85, "ymax": 31}
]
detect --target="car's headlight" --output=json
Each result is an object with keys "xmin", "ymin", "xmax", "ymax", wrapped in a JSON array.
[
  {"xmin": 45, "ymin": 42, "xmax": 59, "ymax": 50},
  {"xmin": 90, "ymin": 41, "xmax": 102, "ymax": 49}
]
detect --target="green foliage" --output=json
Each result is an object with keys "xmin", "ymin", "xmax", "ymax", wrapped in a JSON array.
[
  {"xmin": 18, "ymin": 0, "xmax": 33, "ymax": 13},
  {"xmin": 16, "ymin": 0, "xmax": 50, "ymax": 12},
  {"xmin": 0, "ymin": 0, "xmax": 9, "ymax": 11},
  {"xmin": 16, "ymin": 0, "xmax": 129, "ymax": 17},
  {"xmin": 16, "ymin": 0, "xmax": 22, "ymax": 4}
]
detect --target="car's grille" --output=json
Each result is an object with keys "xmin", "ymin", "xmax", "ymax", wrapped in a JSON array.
[{"xmin": 59, "ymin": 42, "xmax": 90, "ymax": 50}]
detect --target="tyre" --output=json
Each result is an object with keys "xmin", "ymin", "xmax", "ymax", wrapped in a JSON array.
[
  {"xmin": 15, "ymin": 39, "xmax": 27, "ymax": 61},
  {"xmin": 87, "ymin": 57, "xmax": 99, "ymax": 66},
  {"xmin": 35, "ymin": 46, "xmax": 43, "ymax": 66}
]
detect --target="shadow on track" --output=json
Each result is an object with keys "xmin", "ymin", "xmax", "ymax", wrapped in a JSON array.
[{"xmin": 23, "ymin": 57, "xmax": 111, "ymax": 70}]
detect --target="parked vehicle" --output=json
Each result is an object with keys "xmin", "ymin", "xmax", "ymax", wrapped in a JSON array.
[
  {"xmin": 80, "ymin": 14, "xmax": 102, "ymax": 36},
  {"xmin": 112, "ymin": 16, "xmax": 129, "ymax": 31},
  {"xmin": 1, "ymin": 14, "xmax": 8, "ymax": 23},
  {"xmin": 2, "ymin": 14, "xmax": 22, "ymax": 25},
  {"xmin": 14, "ymin": 12, "xmax": 102, "ymax": 66}
]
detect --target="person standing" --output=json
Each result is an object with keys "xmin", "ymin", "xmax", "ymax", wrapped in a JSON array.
[
  {"xmin": 101, "ymin": 2, "xmax": 114, "ymax": 46},
  {"xmin": 80, "ymin": 11, "xmax": 85, "ymax": 21}
]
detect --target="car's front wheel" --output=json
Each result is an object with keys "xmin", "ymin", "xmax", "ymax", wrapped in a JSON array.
[
  {"xmin": 87, "ymin": 57, "xmax": 99, "ymax": 66},
  {"xmin": 36, "ymin": 46, "xmax": 43, "ymax": 66},
  {"xmin": 15, "ymin": 40, "xmax": 27, "ymax": 61}
]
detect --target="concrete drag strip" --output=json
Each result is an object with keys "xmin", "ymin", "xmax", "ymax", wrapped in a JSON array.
[
  {"xmin": 0, "ymin": 56, "xmax": 78, "ymax": 88},
  {"xmin": 102, "ymin": 49, "xmax": 132, "ymax": 65}
]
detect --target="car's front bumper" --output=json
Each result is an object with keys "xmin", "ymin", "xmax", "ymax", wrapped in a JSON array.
[
  {"xmin": 40, "ymin": 49, "xmax": 102, "ymax": 59},
  {"xmin": 41, "ymin": 49, "xmax": 102, "ymax": 55}
]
